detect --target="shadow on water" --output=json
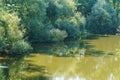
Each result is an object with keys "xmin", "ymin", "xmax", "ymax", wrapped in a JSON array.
[
  {"xmin": 20, "ymin": 62, "xmax": 53, "ymax": 80},
  {"xmin": 32, "ymin": 35, "xmax": 108, "ymax": 57},
  {"xmin": 0, "ymin": 53, "xmax": 30, "ymax": 80},
  {"xmin": 23, "ymin": 76, "xmax": 51, "ymax": 80}
]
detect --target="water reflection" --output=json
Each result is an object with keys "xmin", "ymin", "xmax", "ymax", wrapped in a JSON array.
[
  {"xmin": 0, "ymin": 67, "xmax": 9, "ymax": 80},
  {"xmin": 33, "ymin": 35, "xmax": 120, "ymax": 57},
  {"xmin": 20, "ymin": 54, "xmax": 120, "ymax": 80},
  {"xmin": 32, "ymin": 38, "xmax": 106, "ymax": 57},
  {"xmin": 0, "ymin": 35, "xmax": 120, "ymax": 80}
]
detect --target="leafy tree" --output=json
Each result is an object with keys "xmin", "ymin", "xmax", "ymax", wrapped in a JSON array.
[
  {"xmin": 0, "ymin": 9, "xmax": 31, "ymax": 54},
  {"xmin": 108, "ymin": 0, "xmax": 120, "ymax": 14},
  {"xmin": 77, "ymin": 0, "xmax": 97, "ymax": 17},
  {"xmin": 86, "ymin": 0, "xmax": 119, "ymax": 34},
  {"xmin": 2, "ymin": 0, "xmax": 49, "ymax": 42},
  {"xmin": 2, "ymin": 0, "xmax": 86, "ymax": 42},
  {"xmin": 46, "ymin": 0, "xmax": 58, "ymax": 24},
  {"xmin": 46, "ymin": 0, "xmax": 77, "ymax": 22},
  {"xmin": 107, "ymin": 0, "xmax": 120, "ymax": 23},
  {"xmin": 47, "ymin": 0, "xmax": 86, "ymax": 38}
]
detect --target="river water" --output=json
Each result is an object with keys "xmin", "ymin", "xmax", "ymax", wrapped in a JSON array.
[{"xmin": 0, "ymin": 35, "xmax": 120, "ymax": 80}]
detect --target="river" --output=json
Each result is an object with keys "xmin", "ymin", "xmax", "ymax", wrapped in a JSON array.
[{"xmin": 0, "ymin": 35, "xmax": 120, "ymax": 80}]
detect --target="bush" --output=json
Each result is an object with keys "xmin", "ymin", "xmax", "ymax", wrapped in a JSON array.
[
  {"xmin": 10, "ymin": 40, "xmax": 32, "ymax": 54},
  {"xmin": 55, "ymin": 22, "xmax": 80, "ymax": 38},
  {"xmin": 0, "ymin": 10, "xmax": 32, "ymax": 54},
  {"xmin": 50, "ymin": 28, "xmax": 68, "ymax": 42}
]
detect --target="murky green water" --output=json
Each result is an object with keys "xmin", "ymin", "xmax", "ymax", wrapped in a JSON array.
[{"xmin": 0, "ymin": 35, "xmax": 120, "ymax": 80}]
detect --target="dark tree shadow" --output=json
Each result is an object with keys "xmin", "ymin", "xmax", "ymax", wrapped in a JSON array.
[
  {"xmin": 31, "ymin": 34, "xmax": 109, "ymax": 57},
  {"xmin": 20, "ymin": 63, "xmax": 52, "ymax": 80}
]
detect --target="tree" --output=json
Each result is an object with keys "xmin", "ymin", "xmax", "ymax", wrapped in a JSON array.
[
  {"xmin": 2, "ymin": 0, "xmax": 50, "ymax": 42},
  {"xmin": 0, "ymin": 9, "xmax": 31, "ymax": 54},
  {"xmin": 107, "ymin": 0, "xmax": 120, "ymax": 23},
  {"xmin": 46, "ymin": 0, "xmax": 59, "ymax": 24},
  {"xmin": 46, "ymin": 0, "xmax": 86, "ymax": 38},
  {"xmin": 108, "ymin": 0, "xmax": 120, "ymax": 14},
  {"xmin": 86, "ymin": 0, "xmax": 119, "ymax": 34},
  {"xmin": 46, "ymin": 0, "xmax": 77, "ymax": 23},
  {"xmin": 2, "ymin": 0, "xmax": 86, "ymax": 42},
  {"xmin": 77, "ymin": 0, "xmax": 97, "ymax": 17}
]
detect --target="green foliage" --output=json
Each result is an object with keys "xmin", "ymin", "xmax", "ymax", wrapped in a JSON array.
[
  {"xmin": 47, "ymin": 0, "xmax": 85, "ymax": 39},
  {"xmin": 10, "ymin": 40, "xmax": 32, "ymax": 54},
  {"xmin": 2, "ymin": 0, "xmax": 48, "ymax": 42},
  {"xmin": 0, "ymin": 9, "xmax": 31, "ymax": 54},
  {"xmin": 86, "ymin": 0, "xmax": 119, "ymax": 34},
  {"xmin": 29, "ymin": 23, "xmax": 53, "ymax": 42},
  {"xmin": 0, "ymin": 69, "xmax": 3, "ymax": 80},
  {"xmin": 1, "ymin": 12, "xmax": 23, "ymax": 40},
  {"xmin": 77, "ymin": 0, "xmax": 97, "ymax": 17},
  {"xmin": 50, "ymin": 28, "xmax": 68, "ymax": 42},
  {"xmin": 46, "ymin": 0, "xmax": 77, "ymax": 19},
  {"xmin": 55, "ymin": 22, "xmax": 80, "ymax": 38},
  {"xmin": 0, "ymin": 37, "xmax": 6, "ymax": 52},
  {"xmin": 46, "ymin": 0, "xmax": 59, "ymax": 23},
  {"xmin": 108, "ymin": 0, "xmax": 120, "ymax": 16},
  {"xmin": 108, "ymin": 0, "xmax": 120, "ymax": 25},
  {"xmin": 57, "ymin": 12, "xmax": 86, "ymax": 28},
  {"xmin": 17, "ymin": 0, "xmax": 47, "ymax": 42},
  {"xmin": 55, "ymin": 0, "xmax": 76, "ymax": 17}
]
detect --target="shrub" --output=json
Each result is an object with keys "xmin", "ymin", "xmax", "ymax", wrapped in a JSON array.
[
  {"xmin": 10, "ymin": 40, "xmax": 32, "ymax": 54},
  {"xmin": 0, "ymin": 10, "xmax": 32, "ymax": 54},
  {"xmin": 50, "ymin": 28, "xmax": 68, "ymax": 42},
  {"xmin": 55, "ymin": 22, "xmax": 80, "ymax": 38}
]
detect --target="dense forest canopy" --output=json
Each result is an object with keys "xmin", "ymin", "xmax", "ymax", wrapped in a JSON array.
[{"xmin": 0, "ymin": 0, "xmax": 120, "ymax": 54}]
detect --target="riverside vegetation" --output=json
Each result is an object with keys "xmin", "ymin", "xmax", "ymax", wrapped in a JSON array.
[{"xmin": 0, "ymin": 0, "xmax": 120, "ymax": 54}]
